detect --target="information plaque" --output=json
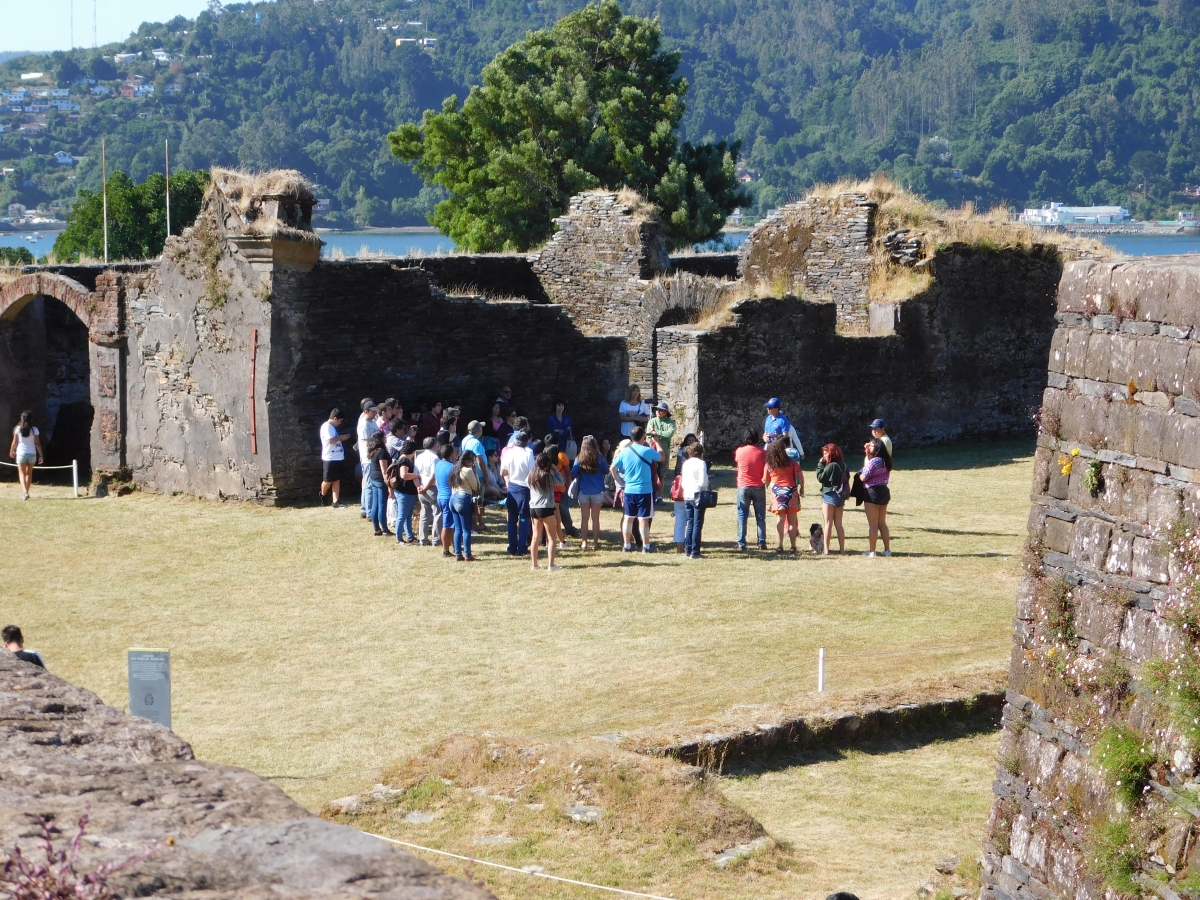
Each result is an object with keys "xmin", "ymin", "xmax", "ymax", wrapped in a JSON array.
[{"xmin": 127, "ymin": 649, "xmax": 171, "ymax": 729}]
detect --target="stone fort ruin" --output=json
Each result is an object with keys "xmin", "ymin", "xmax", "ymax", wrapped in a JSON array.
[{"xmin": 0, "ymin": 170, "xmax": 1067, "ymax": 503}]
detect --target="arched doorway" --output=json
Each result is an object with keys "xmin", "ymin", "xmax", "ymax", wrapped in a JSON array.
[{"xmin": 0, "ymin": 273, "xmax": 99, "ymax": 484}]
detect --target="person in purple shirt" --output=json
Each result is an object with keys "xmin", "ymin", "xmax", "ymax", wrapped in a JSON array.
[{"xmin": 860, "ymin": 438, "xmax": 893, "ymax": 557}]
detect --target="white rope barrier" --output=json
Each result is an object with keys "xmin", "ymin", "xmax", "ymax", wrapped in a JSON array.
[
  {"xmin": 1, "ymin": 458, "xmax": 79, "ymax": 496},
  {"xmin": 365, "ymin": 832, "xmax": 679, "ymax": 900}
]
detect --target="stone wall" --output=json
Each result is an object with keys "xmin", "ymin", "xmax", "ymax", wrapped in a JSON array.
[
  {"xmin": 408, "ymin": 254, "xmax": 550, "ymax": 303},
  {"xmin": 660, "ymin": 243, "xmax": 1063, "ymax": 452},
  {"xmin": 737, "ymin": 193, "xmax": 876, "ymax": 334},
  {"xmin": 265, "ymin": 260, "xmax": 628, "ymax": 503},
  {"xmin": 0, "ymin": 651, "xmax": 490, "ymax": 900},
  {"xmin": 982, "ymin": 255, "xmax": 1200, "ymax": 900}
]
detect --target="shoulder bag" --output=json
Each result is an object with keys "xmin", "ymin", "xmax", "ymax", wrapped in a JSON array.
[{"xmin": 697, "ymin": 488, "xmax": 719, "ymax": 509}]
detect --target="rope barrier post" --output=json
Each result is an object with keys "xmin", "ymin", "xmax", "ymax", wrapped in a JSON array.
[
  {"xmin": 818, "ymin": 647, "xmax": 826, "ymax": 693},
  {"xmin": 72, "ymin": 459, "xmax": 79, "ymax": 498}
]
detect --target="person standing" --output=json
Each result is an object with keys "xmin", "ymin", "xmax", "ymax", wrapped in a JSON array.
[
  {"xmin": 501, "ymin": 430, "xmax": 535, "ymax": 555},
  {"xmin": 434, "ymin": 443, "xmax": 457, "ymax": 556},
  {"xmin": 765, "ymin": 437, "xmax": 803, "ymax": 553},
  {"xmin": 861, "ymin": 438, "xmax": 893, "ymax": 556},
  {"xmin": 815, "ymin": 443, "xmax": 848, "ymax": 554},
  {"xmin": 2, "ymin": 625, "xmax": 45, "ymax": 668},
  {"xmin": 547, "ymin": 400, "xmax": 574, "ymax": 452},
  {"xmin": 356, "ymin": 400, "xmax": 379, "ymax": 518},
  {"xmin": 869, "ymin": 419, "xmax": 892, "ymax": 457},
  {"xmin": 392, "ymin": 439, "xmax": 420, "ymax": 544},
  {"xmin": 449, "ymin": 450, "xmax": 482, "ymax": 561},
  {"xmin": 318, "ymin": 408, "xmax": 351, "ymax": 507},
  {"xmin": 8, "ymin": 410, "xmax": 43, "ymax": 502},
  {"xmin": 680, "ymin": 442, "xmax": 710, "ymax": 559},
  {"xmin": 364, "ymin": 432, "xmax": 391, "ymax": 536},
  {"xmin": 528, "ymin": 451, "xmax": 564, "ymax": 571},
  {"xmin": 571, "ymin": 435, "xmax": 609, "ymax": 551},
  {"xmin": 618, "ymin": 384, "xmax": 651, "ymax": 438},
  {"xmin": 613, "ymin": 425, "xmax": 661, "ymax": 553},
  {"xmin": 545, "ymin": 435, "xmax": 578, "ymax": 540},
  {"xmin": 734, "ymin": 428, "xmax": 767, "ymax": 551},
  {"xmin": 415, "ymin": 437, "xmax": 441, "ymax": 546},
  {"xmin": 646, "ymin": 401, "xmax": 677, "ymax": 502},
  {"xmin": 461, "ymin": 421, "xmax": 490, "ymax": 529},
  {"xmin": 485, "ymin": 402, "xmax": 509, "ymax": 450}
]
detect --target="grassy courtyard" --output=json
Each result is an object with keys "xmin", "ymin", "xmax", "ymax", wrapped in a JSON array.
[{"xmin": 1, "ymin": 440, "xmax": 1029, "ymax": 896}]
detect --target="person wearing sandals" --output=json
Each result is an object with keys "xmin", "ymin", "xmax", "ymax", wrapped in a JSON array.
[
  {"xmin": 861, "ymin": 438, "xmax": 893, "ymax": 556},
  {"xmin": 571, "ymin": 435, "xmax": 609, "ymax": 551},
  {"xmin": 448, "ymin": 450, "xmax": 482, "ymax": 561},
  {"xmin": 765, "ymin": 436, "xmax": 803, "ymax": 553},
  {"xmin": 680, "ymin": 441, "xmax": 709, "ymax": 559},
  {"xmin": 528, "ymin": 451, "xmax": 564, "ymax": 570},
  {"xmin": 815, "ymin": 443, "xmax": 848, "ymax": 554}
]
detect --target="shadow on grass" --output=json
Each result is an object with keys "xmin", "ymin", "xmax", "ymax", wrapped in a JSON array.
[
  {"xmin": 885, "ymin": 438, "xmax": 1036, "ymax": 471},
  {"xmin": 720, "ymin": 715, "xmax": 1002, "ymax": 779}
]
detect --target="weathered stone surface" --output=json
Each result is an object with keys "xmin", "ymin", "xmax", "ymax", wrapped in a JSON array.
[{"xmin": 0, "ymin": 651, "xmax": 491, "ymax": 900}]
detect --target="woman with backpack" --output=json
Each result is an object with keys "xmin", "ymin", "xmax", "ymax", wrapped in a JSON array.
[
  {"xmin": 815, "ymin": 443, "xmax": 847, "ymax": 554},
  {"xmin": 9, "ymin": 410, "xmax": 43, "ymax": 501},
  {"xmin": 448, "ymin": 450, "xmax": 482, "ymax": 561}
]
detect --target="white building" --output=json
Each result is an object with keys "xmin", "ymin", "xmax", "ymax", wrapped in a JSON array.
[{"xmin": 1020, "ymin": 202, "xmax": 1130, "ymax": 225}]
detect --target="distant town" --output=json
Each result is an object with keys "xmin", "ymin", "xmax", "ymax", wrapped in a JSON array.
[{"xmin": 1019, "ymin": 202, "xmax": 1200, "ymax": 234}]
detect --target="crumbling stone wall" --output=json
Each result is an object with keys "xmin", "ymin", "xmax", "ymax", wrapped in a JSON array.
[
  {"xmin": 738, "ymin": 193, "xmax": 876, "ymax": 334},
  {"xmin": 265, "ymin": 260, "xmax": 628, "ymax": 504},
  {"xmin": 982, "ymin": 256, "xmax": 1200, "ymax": 900},
  {"xmin": 659, "ymin": 243, "xmax": 1063, "ymax": 451},
  {"xmin": 0, "ymin": 651, "xmax": 490, "ymax": 900}
]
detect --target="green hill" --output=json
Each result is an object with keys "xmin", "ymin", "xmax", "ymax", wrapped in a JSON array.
[{"xmin": 2, "ymin": 0, "xmax": 1198, "ymax": 226}]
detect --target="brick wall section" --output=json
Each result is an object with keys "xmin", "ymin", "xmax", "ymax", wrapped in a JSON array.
[
  {"xmin": 668, "ymin": 243, "xmax": 1062, "ymax": 451},
  {"xmin": 738, "ymin": 193, "xmax": 876, "ymax": 334},
  {"xmin": 981, "ymin": 256, "xmax": 1200, "ymax": 900},
  {"xmin": 266, "ymin": 260, "xmax": 628, "ymax": 504}
]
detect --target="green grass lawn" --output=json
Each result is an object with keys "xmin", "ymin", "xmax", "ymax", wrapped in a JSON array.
[{"xmin": 1, "ymin": 440, "xmax": 1029, "ymax": 818}]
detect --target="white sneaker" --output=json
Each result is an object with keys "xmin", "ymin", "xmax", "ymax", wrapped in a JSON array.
[
  {"xmin": 22, "ymin": 492, "xmax": 29, "ymax": 501},
  {"xmin": 548, "ymin": 565, "xmax": 562, "ymax": 572},
  {"xmin": 882, "ymin": 550, "xmax": 892, "ymax": 557},
  {"xmin": 862, "ymin": 551, "xmax": 876, "ymax": 557}
]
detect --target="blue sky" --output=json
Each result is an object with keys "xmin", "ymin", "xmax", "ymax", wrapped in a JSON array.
[{"xmin": 5, "ymin": 0, "xmax": 211, "ymax": 54}]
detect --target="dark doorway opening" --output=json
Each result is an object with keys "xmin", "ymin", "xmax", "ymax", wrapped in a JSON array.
[{"xmin": 0, "ymin": 297, "xmax": 91, "ymax": 484}]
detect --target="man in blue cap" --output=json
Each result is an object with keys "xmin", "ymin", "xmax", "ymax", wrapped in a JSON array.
[
  {"xmin": 869, "ymin": 418, "xmax": 892, "ymax": 456},
  {"xmin": 763, "ymin": 398, "xmax": 803, "ymax": 457}
]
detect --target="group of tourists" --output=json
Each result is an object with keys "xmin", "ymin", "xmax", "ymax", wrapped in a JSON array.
[{"xmin": 317, "ymin": 387, "xmax": 894, "ymax": 567}]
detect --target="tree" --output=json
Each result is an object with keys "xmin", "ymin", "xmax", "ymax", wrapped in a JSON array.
[
  {"xmin": 389, "ymin": 0, "xmax": 746, "ymax": 251},
  {"xmin": 53, "ymin": 169, "xmax": 210, "ymax": 262}
]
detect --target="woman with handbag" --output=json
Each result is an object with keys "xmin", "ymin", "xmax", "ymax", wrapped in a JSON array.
[
  {"xmin": 571, "ymin": 436, "xmax": 609, "ymax": 551},
  {"xmin": 815, "ymin": 443, "xmax": 847, "ymax": 554},
  {"xmin": 680, "ymin": 442, "xmax": 710, "ymax": 559},
  {"xmin": 671, "ymin": 433, "xmax": 698, "ymax": 553},
  {"xmin": 765, "ymin": 437, "xmax": 803, "ymax": 554},
  {"xmin": 861, "ymin": 438, "xmax": 893, "ymax": 556}
]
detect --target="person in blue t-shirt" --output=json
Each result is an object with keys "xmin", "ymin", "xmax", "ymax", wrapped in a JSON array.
[
  {"xmin": 613, "ymin": 426, "xmax": 662, "ymax": 553},
  {"xmin": 434, "ymin": 443, "xmax": 457, "ymax": 556},
  {"xmin": 763, "ymin": 397, "xmax": 803, "ymax": 457}
]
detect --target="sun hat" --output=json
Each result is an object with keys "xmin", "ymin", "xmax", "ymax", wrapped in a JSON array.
[
  {"xmin": 765, "ymin": 397, "xmax": 782, "ymax": 408},
  {"xmin": 654, "ymin": 401, "xmax": 670, "ymax": 412},
  {"xmin": 869, "ymin": 418, "xmax": 887, "ymax": 429}
]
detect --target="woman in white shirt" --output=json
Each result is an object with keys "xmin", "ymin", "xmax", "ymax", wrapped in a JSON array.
[
  {"xmin": 617, "ymin": 384, "xmax": 651, "ymax": 438},
  {"xmin": 9, "ymin": 410, "xmax": 43, "ymax": 501},
  {"xmin": 680, "ymin": 441, "xmax": 710, "ymax": 559}
]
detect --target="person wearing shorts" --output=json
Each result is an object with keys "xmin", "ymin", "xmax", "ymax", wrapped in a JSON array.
[
  {"xmin": 612, "ymin": 426, "xmax": 661, "ymax": 553},
  {"xmin": 528, "ymin": 451, "xmax": 564, "ymax": 571},
  {"xmin": 319, "ymin": 408, "xmax": 351, "ymax": 507},
  {"xmin": 9, "ymin": 410, "xmax": 43, "ymax": 502},
  {"xmin": 570, "ymin": 435, "xmax": 609, "ymax": 550},
  {"xmin": 861, "ymin": 437, "xmax": 893, "ymax": 556}
]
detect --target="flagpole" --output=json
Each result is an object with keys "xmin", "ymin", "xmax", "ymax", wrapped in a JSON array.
[
  {"xmin": 164, "ymin": 139, "xmax": 171, "ymax": 239},
  {"xmin": 101, "ymin": 138, "xmax": 108, "ymax": 264}
]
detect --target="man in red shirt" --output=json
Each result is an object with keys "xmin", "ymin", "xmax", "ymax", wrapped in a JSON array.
[{"xmin": 734, "ymin": 427, "xmax": 767, "ymax": 550}]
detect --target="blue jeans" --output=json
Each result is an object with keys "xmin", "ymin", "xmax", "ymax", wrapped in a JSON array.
[
  {"xmin": 506, "ymin": 484, "xmax": 532, "ymax": 554},
  {"xmin": 737, "ymin": 486, "xmax": 766, "ymax": 547},
  {"xmin": 396, "ymin": 493, "xmax": 417, "ymax": 541},
  {"xmin": 451, "ymin": 492, "xmax": 474, "ymax": 557},
  {"xmin": 366, "ymin": 482, "xmax": 387, "ymax": 532},
  {"xmin": 684, "ymin": 499, "xmax": 705, "ymax": 556}
]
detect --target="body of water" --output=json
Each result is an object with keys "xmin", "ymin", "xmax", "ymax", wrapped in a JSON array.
[
  {"xmin": 319, "ymin": 230, "xmax": 456, "ymax": 257},
  {"xmin": 0, "ymin": 230, "xmax": 59, "ymax": 254},
  {"xmin": 1096, "ymin": 233, "xmax": 1200, "ymax": 256}
]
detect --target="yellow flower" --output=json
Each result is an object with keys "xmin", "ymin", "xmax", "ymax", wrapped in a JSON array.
[{"xmin": 1070, "ymin": 448, "xmax": 1080, "ymax": 457}]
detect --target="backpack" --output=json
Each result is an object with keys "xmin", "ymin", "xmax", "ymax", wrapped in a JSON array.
[
  {"xmin": 385, "ymin": 460, "xmax": 404, "ymax": 490},
  {"xmin": 834, "ymin": 463, "xmax": 850, "ymax": 501}
]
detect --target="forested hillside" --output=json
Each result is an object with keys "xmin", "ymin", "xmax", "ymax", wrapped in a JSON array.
[{"xmin": 2, "ymin": 0, "xmax": 1198, "ymax": 225}]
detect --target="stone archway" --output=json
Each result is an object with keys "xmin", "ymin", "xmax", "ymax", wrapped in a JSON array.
[
  {"xmin": 0, "ymin": 272, "xmax": 119, "ymax": 479},
  {"xmin": 642, "ymin": 273, "xmax": 732, "ymax": 399}
]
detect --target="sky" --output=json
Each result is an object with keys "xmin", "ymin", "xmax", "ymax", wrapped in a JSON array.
[{"xmin": 3, "ymin": 0, "xmax": 212, "ymax": 54}]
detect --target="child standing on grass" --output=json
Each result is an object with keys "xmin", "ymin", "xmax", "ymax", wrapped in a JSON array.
[
  {"xmin": 528, "ymin": 452, "xmax": 563, "ymax": 571},
  {"xmin": 765, "ymin": 437, "xmax": 803, "ymax": 553}
]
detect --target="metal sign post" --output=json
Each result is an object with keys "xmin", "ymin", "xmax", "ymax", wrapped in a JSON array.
[{"xmin": 127, "ymin": 648, "xmax": 171, "ymax": 729}]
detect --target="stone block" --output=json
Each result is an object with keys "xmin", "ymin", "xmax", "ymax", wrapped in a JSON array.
[
  {"xmin": 1075, "ymin": 586, "xmax": 1125, "ymax": 648},
  {"xmin": 1032, "ymin": 447, "xmax": 1053, "ymax": 496},
  {"xmin": 1131, "ymin": 337, "xmax": 1158, "ymax": 391},
  {"xmin": 1083, "ymin": 332, "xmax": 1112, "ymax": 382},
  {"xmin": 1048, "ymin": 329, "xmax": 1069, "ymax": 373},
  {"xmin": 1132, "ymin": 536, "xmax": 1170, "ymax": 584},
  {"xmin": 1119, "ymin": 606, "xmax": 1178, "ymax": 662},
  {"xmin": 1105, "ymin": 529, "xmax": 1134, "ymax": 577},
  {"xmin": 1122, "ymin": 319, "xmax": 1158, "ymax": 336},
  {"xmin": 1138, "ymin": 263, "xmax": 1173, "ymax": 323},
  {"xmin": 1164, "ymin": 324, "xmax": 1193, "ymax": 339},
  {"xmin": 1092, "ymin": 314, "xmax": 1118, "ymax": 332},
  {"xmin": 1177, "ymin": 397, "xmax": 1200, "ymax": 417},
  {"xmin": 1044, "ymin": 517, "xmax": 1074, "ymax": 554},
  {"xmin": 1103, "ymin": 401, "xmax": 1137, "ymax": 457},
  {"xmin": 1169, "ymin": 265, "xmax": 1200, "ymax": 329},
  {"xmin": 1148, "ymin": 483, "xmax": 1183, "ymax": 533},
  {"xmin": 1154, "ymin": 338, "xmax": 1190, "ymax": 395},
  {"xmin": 1062, "ymin": 329, "xmax": 1090, "ymax": 377},
  {"xmin": 1070, "ymin": 517, "xmax": 1112, "ymax": 569},
  {"xmin": 1171, "ymin": 416, "xmax": 1200, "ymax": 470},
  {"xmin": 1016, "ymin": 574, "xmax": 1038, "ymax": 620},
  {"xmin": 1057, "ymin": 262, "xmax": 1094, "ymax": 314},
  {"xmin": 1133, "ymin": 406, "xmax": 1167, "ymax": 459}
]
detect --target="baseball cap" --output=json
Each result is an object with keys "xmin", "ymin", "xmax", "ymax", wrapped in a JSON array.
[
  {"xmin": 654, "ymin": 400, "xmax": 670, "ymax": 412},
  {"xmin": 765, "ymin": 397, "xmax": 782, "ymax": 408},
  {"xmin": 869, "ymin": 418, "xmax": 886, "ymax": 429},
  {"xmin": 467, "ymin": 420, "xmax": 482, "ymax": 432}
]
